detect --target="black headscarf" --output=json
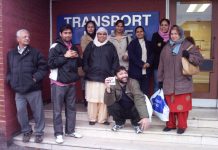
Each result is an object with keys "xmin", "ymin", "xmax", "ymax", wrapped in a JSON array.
[{"xmin": 85, "ymin": 20, "xmax": 97, "ymax": 39}]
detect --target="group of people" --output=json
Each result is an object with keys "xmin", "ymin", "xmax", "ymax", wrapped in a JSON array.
[{"xmin": 6, "ymin": 18, "xmax": 203, "ymax": 144}]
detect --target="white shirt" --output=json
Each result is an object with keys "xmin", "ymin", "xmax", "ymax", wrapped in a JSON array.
[
  {"xmin": 17, "ymin": 46, "xmax": 27, "ymax": 54},
  {"xmin": 139, "ymin": 39, "xmax": 147, "ymax": 75}
]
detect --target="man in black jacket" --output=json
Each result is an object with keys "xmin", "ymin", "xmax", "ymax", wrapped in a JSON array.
[
  {"xmin": 48, "ymin": 24, "xmax": 82, "ymax": 144},
  {"xmin": 7, "ymin": 29, "xmax": 47, "ymax": 143}
]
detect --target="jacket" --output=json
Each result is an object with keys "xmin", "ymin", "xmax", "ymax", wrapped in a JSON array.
[
  {"xmin": 83, "ymin": 41, "xmax": 119, "ymax": 82},
  {"xmin": 104, "ymin": 78, "xmax": 149, "ymax": 119},
  {"xmin": 48, "ymin": 38, "xmax": 81, "ymax": 84},
  {"xmin": 109, "ymin": 32, "xmax": 132, "ymax": 69},
  {"xmin": 158, "ymin": 40, "xmax": 203, "ymax": 95},
  {"xmin": 7, "ymin": 46, "xmax": 47, "ymax": 94},
  {"xmin": 151, "ymin": 32, "xmax": 167, "ymax": 69},
  {"xmin": 127, "ymin": 38, "xmax": 153, "ymax": 79},
  {"xmin": 80, "ymin": 34, "xmax": 93, "ymax": 54}
]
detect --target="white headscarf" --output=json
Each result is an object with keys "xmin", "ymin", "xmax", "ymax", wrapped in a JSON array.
[{"xmin": 93, "ymin": 27, "xmax": 109, "ymax": 47}]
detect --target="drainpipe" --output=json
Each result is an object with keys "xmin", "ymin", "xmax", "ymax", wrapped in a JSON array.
[
  {"xmin": 166, "ymin": 0, "xmax": 170, "ymax": 19},
  {"xmin": 50, "ymin": 0, "xmax": 52, "ymax": 46}
]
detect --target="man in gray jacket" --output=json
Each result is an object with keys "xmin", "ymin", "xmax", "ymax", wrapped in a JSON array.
[{"xmin": 104, "ymin": 66, "xmax": 149, "ymax": 134}]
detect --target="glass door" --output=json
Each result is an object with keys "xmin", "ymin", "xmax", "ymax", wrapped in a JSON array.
[{"xmin": 173, "ymin": 0, "xmax": 218, "ymax": 98}]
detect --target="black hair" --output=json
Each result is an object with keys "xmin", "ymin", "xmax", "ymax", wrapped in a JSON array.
[
  {"xmin": 135, "ymin": 26, "xmax": 145, "ymax": 33},
  {"xmin": 159, "ymin": 18, "xmax": 170, "ymax": 25},
  {"xmin": 84, "ymin": 20, "xmax": 97, "ymax": 39},
  {"xmin": 59, "ymin": 24, "xmax": 73, "ymax": 33},
  {"xmin": 115, "ymin": 20, "xmax": 125, "ymax": 26},
  {"xmin": 186, "ymin": 36, "xmax": 196, "ymax": 45},
  {"xmin": 115, "ymin": 66, "xmax": 127, "ymax": 75}
]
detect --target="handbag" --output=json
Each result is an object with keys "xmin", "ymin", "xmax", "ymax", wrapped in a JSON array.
[{"xmin": 181, "ymin": 45, "xmax": 200, "ymax": 75}]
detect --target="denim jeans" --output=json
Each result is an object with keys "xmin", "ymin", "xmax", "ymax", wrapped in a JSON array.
[
  {"xmin": 51, "ymin": 84, "xmax": 77, "ymax": 136},
  {"xmin": 15, "ymin": 90, "xmax": 45, "ymax": 135}
]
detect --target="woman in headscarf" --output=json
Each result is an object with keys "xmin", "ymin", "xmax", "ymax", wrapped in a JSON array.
[
  {"xmin": 158, "ymin": 25, "xmax": 203, "ymax": 134},
  {"xmin": 83, "ymin": 27, "xmax": 119, "ymax": 125},
  {"xmin": 127, "ymin": 26, "xmax": 153, "ymax": 96},
  {"xmin": 80, "ymin": 21, "xmax": 97, "ymax": 107},
  {"xmin": 151, "ymin": 18, "xmax": 170, "ymax": 92}
]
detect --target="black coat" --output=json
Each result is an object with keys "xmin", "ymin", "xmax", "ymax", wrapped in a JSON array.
[
  {"xmin": 151, "ymin": 32, "xmax": 167, "ymax": 69},
  {"xmin": 83, "ymin": 41, "xmax": 119, "ymax": 82},
  {"xmin": 48, "ymin": 38, "xmax": 81, "ymax": 84},
  {"xmin": 7, "ymin": 46, "xmax": 48, "ymax": 94},
  {"xmin": 127, "ymin": 37, "xmax": 153, "ymax": 79}
]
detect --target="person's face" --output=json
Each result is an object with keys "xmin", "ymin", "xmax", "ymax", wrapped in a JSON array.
[
  {"xmin": 170, "ymin": 29, "xmax": 180, "ymax": 42},
  {"xmin": 59, "ymin": 29, "xmax": 72, "ymax": 42},
  {"xmin": 97, "ymin": 31, "xmax": 107, "ymax": 43},
  {"xmin": 115, "ymin": 22, "xmax": 124, "ymax": 34},
  {"xmin": 160, "ymin": 20, "xmax": 170, "ymax": 33},
  {"xmin": 116, "ymin": 70, "xmax": 128, "ymax": 84},
  {"xmin": 136, "ymin": 28, "xmax": 144, "ymax": 39},
  {"xmin": 17, "ymin": 31, "xmax": 30, "ymax": 46},
  {"xmin": 87, "ymin": 23, "xmax": 95, "ymax": 34}
]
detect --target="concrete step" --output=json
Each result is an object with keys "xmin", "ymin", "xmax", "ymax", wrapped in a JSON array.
[
  {"xmin": 26, "ymin": 119, "xmax": 218, "ymax": 146},
  {"xmin": 43, "ymin": 108, "xmax": 218, "ymax": 129},
  {"xmin": 13, "ymin": 134, "xmax": 218, "ymax": 150}
]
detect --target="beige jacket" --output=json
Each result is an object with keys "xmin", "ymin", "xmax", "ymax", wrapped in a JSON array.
[
  {"xmin": 104, "ymin": 78, "xmax": 148, "ymax": 119},
  {"xmin": 80, "ymin": 34, "xmax": 93, "ymax": 56},
  {"xmin": 158, "ymin": 40, "xmax": 203, "ymax": 95}
]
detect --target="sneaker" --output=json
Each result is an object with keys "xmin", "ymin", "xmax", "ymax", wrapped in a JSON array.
[
  {"xmin": 65, "ymin": 132, "xmax": 83, "ymax": 138},
  {"xmin": 111, "ymin": 124, "xmax": 124, "ymax": 132},
  {"xmin": 133, "ymin": 126, "xmax": 143, "ymax": 134},
  {"xmin": 34, "ymin": 135, "xmax": 43, "ymax": 143},
  {"xmin": 55, "ymin": 135, "xmax": 64, "ymax": 144},
  {"xmin": 22, "ymin": 130, "xmax": 33, "ymax": 143}
]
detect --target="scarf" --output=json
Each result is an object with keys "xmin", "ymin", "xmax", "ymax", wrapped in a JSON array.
[
  {"xmin": 158, "ymin": 27, "xmax": 170, "ymax": 42},
  {"xmin": 93, "ymin": 27, "xmax": 109, "ymax": 47}
]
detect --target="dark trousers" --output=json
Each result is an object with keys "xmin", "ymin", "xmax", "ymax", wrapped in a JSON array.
[
  {"xmin": 137, "ymin": 74, "xmax": 150, "ymax": 95},
  {"xmin": 51, "ymin": 84, "xmax": 76, "ymax": 136},
  {"xmin": 107, "ymin": 102, "xmax": 140, "ymax": 126}
]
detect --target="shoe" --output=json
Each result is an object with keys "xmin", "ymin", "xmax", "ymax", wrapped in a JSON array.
[
  {"xmin": 111, "ymin": 124, "xmax": 124, "ymax": 132},
  {"xmin": 22, "ymin": 130, "xmax": 33, "ymax": 143},
  {"xmin": 34, "ymin": 135, "xmax": 43, "ymax": 143},
  {"xmin": 103, "ymin": 121, "xmax": 110, "ymax": 125},
  {"xmin": 55, "ymin": 135, "xmax": 64, "ymax": 144},
  {"xmin": 163, "ymin": 127, "xmax": 176, "ymax": 132},
  {"xmin": 133, "ymin": 126, "xmax": 143, "ymax": 134},
  {"xmin": 177, "ymin": 128, "xmax": 185, "ymax": 134},
  {"xmin": 65, "ymin": 132, "xmax": 83, "ymax": 138},
  {"xmin": 89, "ymin": 121, "xmax": 96, "ymax": 125}
]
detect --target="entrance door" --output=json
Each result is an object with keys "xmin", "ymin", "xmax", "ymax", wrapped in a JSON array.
[{"xmin": 170, "ymin": 0, "xmax": 218, "ymax": 99}]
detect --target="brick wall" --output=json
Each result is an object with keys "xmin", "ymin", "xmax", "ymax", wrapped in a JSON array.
[{"xmin": 0, "ymin": 0, "xmax": 50, "ymax": 140}]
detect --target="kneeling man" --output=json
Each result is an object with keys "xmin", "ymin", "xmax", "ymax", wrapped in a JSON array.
[{"xmin": 104, "ymin": 66, "xmax": 149, "ymax": 134}]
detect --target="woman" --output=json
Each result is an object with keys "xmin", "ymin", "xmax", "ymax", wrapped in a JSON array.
[
  {"xmin": 83, "ymin": 27, "xmax": 119, "ymax": 125},
  {"xmin": 109, "ymin": 20, "xmax": 132, "ymax": 69},
  {"xmin": 158, "ymin": 25, "xmax": 203, "ymax": 134},
  {"xmin": 151, "ymin": 18, "xmax": 170, "ymax": 92},
  {"xmin": 127, "ymin": 26, "xmax": 153, "ymax": 95},
  {"xmin": 80, "ymin": 21, "xmax": 97, "ymax": 107}
]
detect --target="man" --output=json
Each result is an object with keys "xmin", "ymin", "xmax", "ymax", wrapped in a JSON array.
[
  {"xmin": 104, "ymin": 66, "xmax": 149, "ymax": 134},
  {"xmin": 7, "ymin": 29, "xmax": 47, "ymax": 143},
  {"xmin": 109, "ymin": 20, "xmax": 132, "ymax": 70},
  {"xmin": 48, "ymin": 24, "xmax": 82, "ymax": 144}
]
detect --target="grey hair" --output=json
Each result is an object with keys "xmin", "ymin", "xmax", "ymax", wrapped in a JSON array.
[{"xmin": 16, "ymin": 29, "xmax": 30, "ymax": 37}]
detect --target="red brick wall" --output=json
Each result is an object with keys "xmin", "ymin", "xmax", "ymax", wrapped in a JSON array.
[{"xmin": 0, "ymin": 0, "xmax": 50, "ymax": 140}]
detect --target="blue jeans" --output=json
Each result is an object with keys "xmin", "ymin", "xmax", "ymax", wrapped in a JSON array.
[
  {"xmin": 15, "ymin": 90, "xmax": 45, "ymax": 135},
  {"xmin": 153, "ymin": 69, "xmax": 159, "ymax": 93}
]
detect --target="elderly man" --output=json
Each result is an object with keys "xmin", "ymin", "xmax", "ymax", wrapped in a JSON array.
[
  {"xmin": 7, "ymin": 29, "xmax": 47, "ymax": 143},
  {"xmin": 104, "ymin": 66, "xmax": 149, "ymax": 134}
]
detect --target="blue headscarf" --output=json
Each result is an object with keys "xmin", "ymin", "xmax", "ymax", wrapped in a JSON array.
[{"xmin": 169, "ymin": 25, "xmax": 185, "ymax": 55}]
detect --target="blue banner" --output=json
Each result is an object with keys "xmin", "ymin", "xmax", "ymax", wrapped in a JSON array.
[{"xmin": 57, "ymin": 11, "xmax": 159, "ymax": 44}]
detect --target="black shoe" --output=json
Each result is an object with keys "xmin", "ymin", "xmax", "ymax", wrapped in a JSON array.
[
  {"xmin": 23, "ymin": 130, "xmax": 33, "ymax": 143},
  {"xmin": 89, "ymin": 121, "xmax": 96, "ymax": 125},
  {"xmin": 103, "ymin": 121, "xmax": 110, "ymax": 125},
  {"xmin": 177, "ymin": 128, "xmax": 185, "ymax": 134},
  {"xmin": 34, "ymin": 135, "xmax": 43, "ymax": 143},
  {"xmin": 163, "ymin": 127, "xmax": 176, "ymax": 132}
]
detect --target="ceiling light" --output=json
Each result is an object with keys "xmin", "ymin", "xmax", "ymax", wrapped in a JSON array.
[
  {"xmin": 197, "ymin": 4, "xmax": 210, "ymax": 12},
  {"xmin": 186, "ymin": 4, "xmax": 197, "ymax": 12}
]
